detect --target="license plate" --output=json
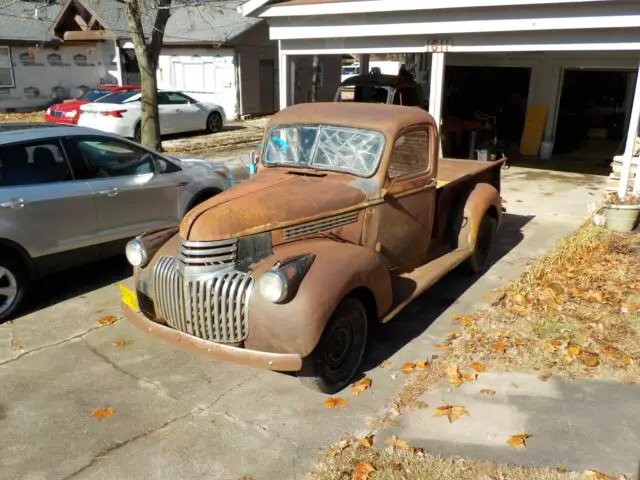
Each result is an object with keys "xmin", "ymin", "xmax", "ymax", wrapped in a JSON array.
[{"xmin": 119, "ymin": 284, "xmax": 139, "ymax": 311}]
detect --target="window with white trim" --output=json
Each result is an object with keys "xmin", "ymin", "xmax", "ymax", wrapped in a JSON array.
[{"xmin": 0, "ymin": 47, "xmax": 14, "ymax": 88}]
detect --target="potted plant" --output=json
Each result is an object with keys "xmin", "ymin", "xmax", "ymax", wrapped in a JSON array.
[{"xmin": 602, "ymin": 193, "xmax": 640, "ymax": 232}]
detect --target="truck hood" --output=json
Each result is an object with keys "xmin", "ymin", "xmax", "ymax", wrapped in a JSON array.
[{"xmin": 180, "ymin": 169, "xmax": 367, "ymax": 241}]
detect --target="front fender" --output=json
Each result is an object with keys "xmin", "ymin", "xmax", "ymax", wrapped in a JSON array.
[
  {"xmin": 245, "ymin": 239, "xmax": 392, "ymax": 357},
  {"xmin": 457, "ymin": 183, "xmax": 502, "ymax": 250}
]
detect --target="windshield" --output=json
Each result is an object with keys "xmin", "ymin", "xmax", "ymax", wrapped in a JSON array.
[
  {"xmin": 79, "ymin": 89, "xmax": 112, "ymax": 102},
  {"xmin": 96, "ymin": 90, "xmax": 140, "ymax": 104},
  {"xmin": 262, "ymin": 124, "xmax": 385, "ymax": 177}
]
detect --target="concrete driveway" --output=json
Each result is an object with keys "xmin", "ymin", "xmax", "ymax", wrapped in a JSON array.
[{"xmin": 0, "ymin": 164, "xmax": 606, "ymax": 480}]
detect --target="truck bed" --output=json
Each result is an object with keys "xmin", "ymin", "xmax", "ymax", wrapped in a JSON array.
[{"xmin": 436, "ymin": 157, "xmax": 504, "ymax": 189}]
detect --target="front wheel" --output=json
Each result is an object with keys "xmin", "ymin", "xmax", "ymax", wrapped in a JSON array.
[
  {"xmin": 463, "ymin": 214, "xmax": 497, "ymax": 274},
  {"xmin": 206, "ymin": 112, "xmax": 223, "ymax": 133},
  {"xmin": 133, "ymin": 123, "xmax": 142, "ymax": 143},
  {"xmin": 297, "ymin": 296, "xmax": 369, "ymax": 394},
  {"xmin": 0, "ymin": 256, "xmax": 28, "ymax": 323}
]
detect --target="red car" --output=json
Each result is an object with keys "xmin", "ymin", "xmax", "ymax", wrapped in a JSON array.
[{"xmin": 45, "ymin": 84, "xmax": 140, "ymax": 125}]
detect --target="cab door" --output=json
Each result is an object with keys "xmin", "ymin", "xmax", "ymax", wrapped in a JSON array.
[{"xmin": 368, "ymin": 128, "xmax": 437, "ymax": 269}]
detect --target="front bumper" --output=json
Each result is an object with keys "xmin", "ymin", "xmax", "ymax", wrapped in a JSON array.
[{"xmin": 122, "ymin": 303, "xmax": 303, "ymax": 372}]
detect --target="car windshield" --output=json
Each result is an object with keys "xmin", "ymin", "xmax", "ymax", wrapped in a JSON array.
[
  {"xmin": 79, "ymin": 89, "xmax": 112, "ymax": 102},
  {"xmin": 96, "ymin": 90, "xmax": 140, "ymax": 104},
  {"xmin": 262, "ymin": 124, "xmax": 385, "ymax": 177}
]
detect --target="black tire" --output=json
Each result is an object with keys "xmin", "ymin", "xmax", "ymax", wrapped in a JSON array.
[
  {"xmin": 133, "ymin": 123, "xmax": 141, "ymax": 143},
  {"xmin": 463, "ymin": 214, "xmax": 497, "ymax": 274},
  {"xmin": 297, "ymin": 296, "xmax": 369, "ymax": 394},
  {"xmin": 206, "ymin": 112, "xmax": 223, "ymax": 133},
  {"xmin": 0, "ymin": 256, "xmax": 28, "ymax": 323}
]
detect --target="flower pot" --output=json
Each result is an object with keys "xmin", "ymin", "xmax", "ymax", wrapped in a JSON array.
[{"xmin": 604, "ymin": 204, "xmax": 640, "ymax": 232}]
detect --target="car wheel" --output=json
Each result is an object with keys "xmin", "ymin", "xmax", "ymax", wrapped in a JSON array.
[
  {"xmin": 206, "ymin": 112, "xmax": 223, "ymax": 133},
  {"xmin": 463, "ymin": 214, "xmax": 497, "ymax": 274},
  {"xmin": 0, "ymin": 256, "xmax": 28, "ymax": 323},
  {"xmin": 133, "ymin": 123, "xmax": 141, "ymax": 143},
  {"xmin": 297, "ymin": 296, "xmax": 369, "ymax": 394}
]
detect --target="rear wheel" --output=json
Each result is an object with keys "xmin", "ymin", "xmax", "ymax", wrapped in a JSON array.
[
  {"xmin": 206, "ymin": 112, "xmax": 223, "ymax": 133},
  {"xmin": 133, "ymin": 123, "xmax": 141, "ymax": 143},
  {"xmin": 463, "ymin": 214, "xmax": 497, "ymax": 274},
  {"xmin": 0, "ymin": 256, "xmax": 28, "ymax": 323},
  {"xmin": 298, "ymin": 296, "xmax": 369, "ymax": 394}
]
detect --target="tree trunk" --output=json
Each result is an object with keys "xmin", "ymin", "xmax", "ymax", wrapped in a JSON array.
[
  {"xmin": 123, "ymin": 0, "xmax": 170, "ymax": 152},
  {"xmin": 310, "ymin": 55, "xmax": 320, "ymax": 102}
]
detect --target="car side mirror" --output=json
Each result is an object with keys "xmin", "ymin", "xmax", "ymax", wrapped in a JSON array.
[
  {"xmin": 248, "ymin": 151, "xmax": 258, "ymax": 175},
  {"xmin": 152, "ymin": 157, "xmax": 168, "ymax": 173}
]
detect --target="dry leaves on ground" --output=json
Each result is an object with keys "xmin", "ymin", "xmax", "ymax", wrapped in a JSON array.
[
  {"xmin": 400, "ymin": 362, "xmax": 417, "ymax": 374},
  {"xmin": 91, "ymin": 407, "xmax": 114, "ymax": 420},
  {"xmin": 384, "ymin": 435, "xmax": 423, "ymax": 454},
  {"xmin": 352, "ymin": 462, "xmax": 375, "ymax": 480},
  {"xmin": 446, "ymin": 364, "xmax": 477, "ymax": 387},
  {"xmin": 96, "ymin": 315, "xmax": 118, "ymax": 325},
  {"xmin": 433, "ymin": 404, "xmax": 469, "ymax": 423},
  {"xmin": 479, "ymin": 389, "xmax": 496, "ymax": 396},
  {"xmin": 469, "ymin": 362, "xmax": 487, "ymax": 372},
  {"xmin": 583, "ymin": 470, "xmax": 628, "ymax": 480},
  {"xmin": 358, "ymin": 434, "xmax": 375, "ymax": 448},
  {"xmin": 351, "ymin": 377, "xmax": 372, "ymax": 396},
  {"xmin": 112, "ymin": 338, "xmax": 132, "ymax": 347},
  {"xmin": 324, "ymin": 397, "xmax": 348, "ymax": 409},
  {"xmin": 507, "ymin": 433, "xmax": 532, "ymax": 448}
]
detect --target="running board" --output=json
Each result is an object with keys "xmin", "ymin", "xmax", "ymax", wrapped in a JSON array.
[{"xmin": 381, "ymin": 248, "xmax": 472, "ymax": 323}]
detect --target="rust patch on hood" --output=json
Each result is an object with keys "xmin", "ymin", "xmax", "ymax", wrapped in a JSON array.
[{"xmin": 180, "ymin": 168, "xmax": 368, "ymax": 241}]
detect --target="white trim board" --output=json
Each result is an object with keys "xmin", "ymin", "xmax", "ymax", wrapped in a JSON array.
[{"xmin": 261, "ymin": 0, "xmax": 612, "ymax": 17}]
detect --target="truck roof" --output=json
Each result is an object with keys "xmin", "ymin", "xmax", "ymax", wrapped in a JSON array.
[{"xmin": 267, "ymin": 102, "xmax": 436, "ymax": 137}]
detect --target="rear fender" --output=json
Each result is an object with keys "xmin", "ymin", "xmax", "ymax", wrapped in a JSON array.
[
  {"xmin": 246, "ymin": 239, "xmax": 392, "ymax": 357},
  {"xmin": 457, "ymin": 183, "xmax": 502, "ymax": 250}
]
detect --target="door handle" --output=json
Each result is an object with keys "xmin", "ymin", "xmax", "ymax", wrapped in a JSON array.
[
  {"xmin": 97, "ymin": 187, "xmax": 120, "ymax": 197},
  {"xmin": 0, "ymin": 198, "xmax": 25, "ymax": 209}
]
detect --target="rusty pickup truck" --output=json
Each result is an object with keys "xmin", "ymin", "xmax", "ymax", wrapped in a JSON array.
[{"xmin": 120, "ymin": 102, "xmax": 504, "ymax": 393}]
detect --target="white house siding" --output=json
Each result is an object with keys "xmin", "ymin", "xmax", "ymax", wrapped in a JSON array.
[
  {"xmin": 235, "ymin": 22, "xmax": 279, "ymax": 116},
  {"xmin": 156, "ymin": 47, "xmax": 238, "ymax": 120},
  {"xmin": 0, "ymin": 42, "xmax": 115, "ymax": 112}
]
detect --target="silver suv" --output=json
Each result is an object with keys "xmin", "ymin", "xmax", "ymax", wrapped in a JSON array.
[{"xmin": 0, "ymin": 123, "xmax": 234, "ymax": 320}]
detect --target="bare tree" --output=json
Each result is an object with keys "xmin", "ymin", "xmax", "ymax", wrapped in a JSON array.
[
  {"xmin": 118, "ymin": 0, "xmax": 172, "ymax": 151},
  {"xmin": 310, "ymin": 55, "xmax": 320, "ymax": 102}
]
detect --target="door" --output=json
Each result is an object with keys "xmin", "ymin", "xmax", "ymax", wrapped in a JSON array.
[
  {"xmin": 259, "ymin": 59, "xmax": 275, "ymax": 113},
  {"xmin": 369, "ymin": 129, "xmax": 436, "ymax": 269},
  {"xmin": 66, "ymin": 136, "xmax": 182, "ymax": 243},
  {"xmin": 0, "ymin": 139, "xmax": 98, "ymax": 259},
  {"xmin": 163, "ymin": 91, "xmax": 204, "ymax": 132},
  {"xmin": 157, "ymin": 92, "xmax": 182, "ymax": 135}
]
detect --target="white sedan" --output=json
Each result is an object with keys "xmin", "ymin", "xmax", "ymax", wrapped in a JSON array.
[{"xmin": 78, "ymin": 90, "xmax": 226, "ymax": 141}]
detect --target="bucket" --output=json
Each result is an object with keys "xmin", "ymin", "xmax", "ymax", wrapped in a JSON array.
[
  {"xmin": 540, "ymin": 141, "xmax": 554, "ymax": 160},
  {"xmin": 604, "ymin": 204, "xmax": 640, "ymax": 232}
]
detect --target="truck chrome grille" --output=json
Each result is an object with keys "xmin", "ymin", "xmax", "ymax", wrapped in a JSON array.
[
  {"xmin": 282, "ymin": 211, "xmax": 359, "ymax": 240},
  {"xmin": 178, "ymin": 237, "xmax": 237, "ymax": 270},
  {"xmin": 153, "ymin": 256, "xmax": 253, "ymax": 343}
]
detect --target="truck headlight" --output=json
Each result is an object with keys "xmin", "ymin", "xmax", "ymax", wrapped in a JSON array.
[
  {"xmin": 257, "ymin": 254, "xmax": 315, "ymax": 304},
  {"xmin": 125, "ymin": 239, "xmax": 148, "ymax": 267}
]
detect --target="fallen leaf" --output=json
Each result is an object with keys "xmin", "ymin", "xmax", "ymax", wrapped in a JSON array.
[
  {"xmin": 586, "ymin": 291, "xmax": 604, "ymax": 303},
  {"xmin": 400, "ymin": 363, "xmax": 416, "ymax": 374},
  {"xmin": 507, "ymin": 433, "xmax": 531, "ymax": 447},
  {"xmin": 323, "ymin": 397, "xmax": 348, "ymax": 409},
  {"xmin": 352, "ymin": 462, "xmax": 375, "ymax": 480},
  {"xmin": 556, "ymin": 465, "xmax": 568, "ymax": 473},
  {"xmin": 435, "ymin": 343, "xmax": 448, "ymax": 350},
  {"xmin": 538, "ymin": 373, "xmax": 552, "ymax": 382},
  {"xmin": 96, "ymin": 315, "xmax": 118, "ymax": 325},
  {"xmin": 583, "ymin": 470, "xmax": 618, "ymax": 480},
  {"xmin": 112, "ymin": 338, "xmax": 131, "ymax": 348},
  {"xmin": 351, "ymin": 377, "xmax": 372, "ymax": 396},
  {"xmin": 379, "ymin": 359, "xmax": 392, "ymax": 368},
  {"xmin": 433, "ymin": 405, "xmax": 469, "ymax": 423},
  {"xmin": 446, "ymin": 331, "xmax": 459, "ymax": 341},
  {"xmin": 416, "ymin": 359, "xmax": 430, "ymax": 369},
  {"xmin": 566, "ymin": 346, "xmax": 582, "ymax": 359},
  {"xmin": 621, "ymin": 302, "xmax": 638, "ymax": 313},
  {"xmin": 515, "ymin": 338, "xmax": 527, "ymax": 346},
  {"xmin": 328, "ymin": 439, "xmax": 350, "ymax": 458},
  {"xmin": 492, "ymin": 341, "xmax": 507, "ymax": 353},
  {"xmin": 515, "ymin": 199, "xmax": 523, "ymax": 203},
  {"xmin": 581, "ymin": 353, "xmax": 600, "ymax": 367},
  {"xmin": 358, "ymin": 433, "xmax": 375, "ymax": 448},
  {"xmin": 479, "ymin": 389, "xmax": 496, "ymax": 396},
  {"xmin": 446, "ymin": 364, "xmax": 463, "ymax": 387},
  {"xmin": 469, "ymin": 362, "xmax": 486, "ymax": 373},
  {"xmin": 91, "ymin": 407, "xmax": 114, "ymax": 420},
  {"xmin": 385, "ymin": 435, "xmax": 411, "ymax": 450},
  {"xmin": 462, "ymin": 372, "xmax": 478, "ymax": 382},
  {"xmin": 452, "ymin": 313, "xmax": 475, "ymax": 325},
  {"xmin": 512, "ymin": 294, "xmax": 525, "ymax": 306}
]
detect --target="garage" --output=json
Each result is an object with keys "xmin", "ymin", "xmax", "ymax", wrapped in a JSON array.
[{"xmin": 240, "ymin": 0, "xmax": 640, "ymax": 197}]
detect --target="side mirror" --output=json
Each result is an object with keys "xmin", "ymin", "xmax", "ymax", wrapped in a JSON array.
[{"xmin": 248, "ymin": 151, "xmax": 258, "ymax": 175}]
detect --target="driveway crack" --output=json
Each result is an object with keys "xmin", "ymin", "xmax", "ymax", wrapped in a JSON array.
[
  {"xmin": 81, "ymin": 338, "xmax": 178, "ymax": 401},
  {"xmin": 0, "ymin": 323, "xmax": 116, "ymax": 367},
  {"xmin": 61, "ymin": 372, "xmax": 258, "ymax": 480}
]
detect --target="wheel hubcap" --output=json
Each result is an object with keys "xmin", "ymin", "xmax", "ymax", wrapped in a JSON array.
[
  {"xmin": 209, "ymin": 115, "xmax": 221, "ymax": 131},
  {"xmin": 0, "ymin": 267, "xmax": 18, "ymax": 315}
]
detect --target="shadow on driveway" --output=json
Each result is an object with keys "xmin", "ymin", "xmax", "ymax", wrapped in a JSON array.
[{"xmin": 362, "ymin": 212, "xmax": 534, "ymax": 371}]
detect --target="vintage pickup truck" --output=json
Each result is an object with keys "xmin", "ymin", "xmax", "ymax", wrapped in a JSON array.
[{"xmin": 120, "ymin": 102, "xmax": 504, "ymax": 393}]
